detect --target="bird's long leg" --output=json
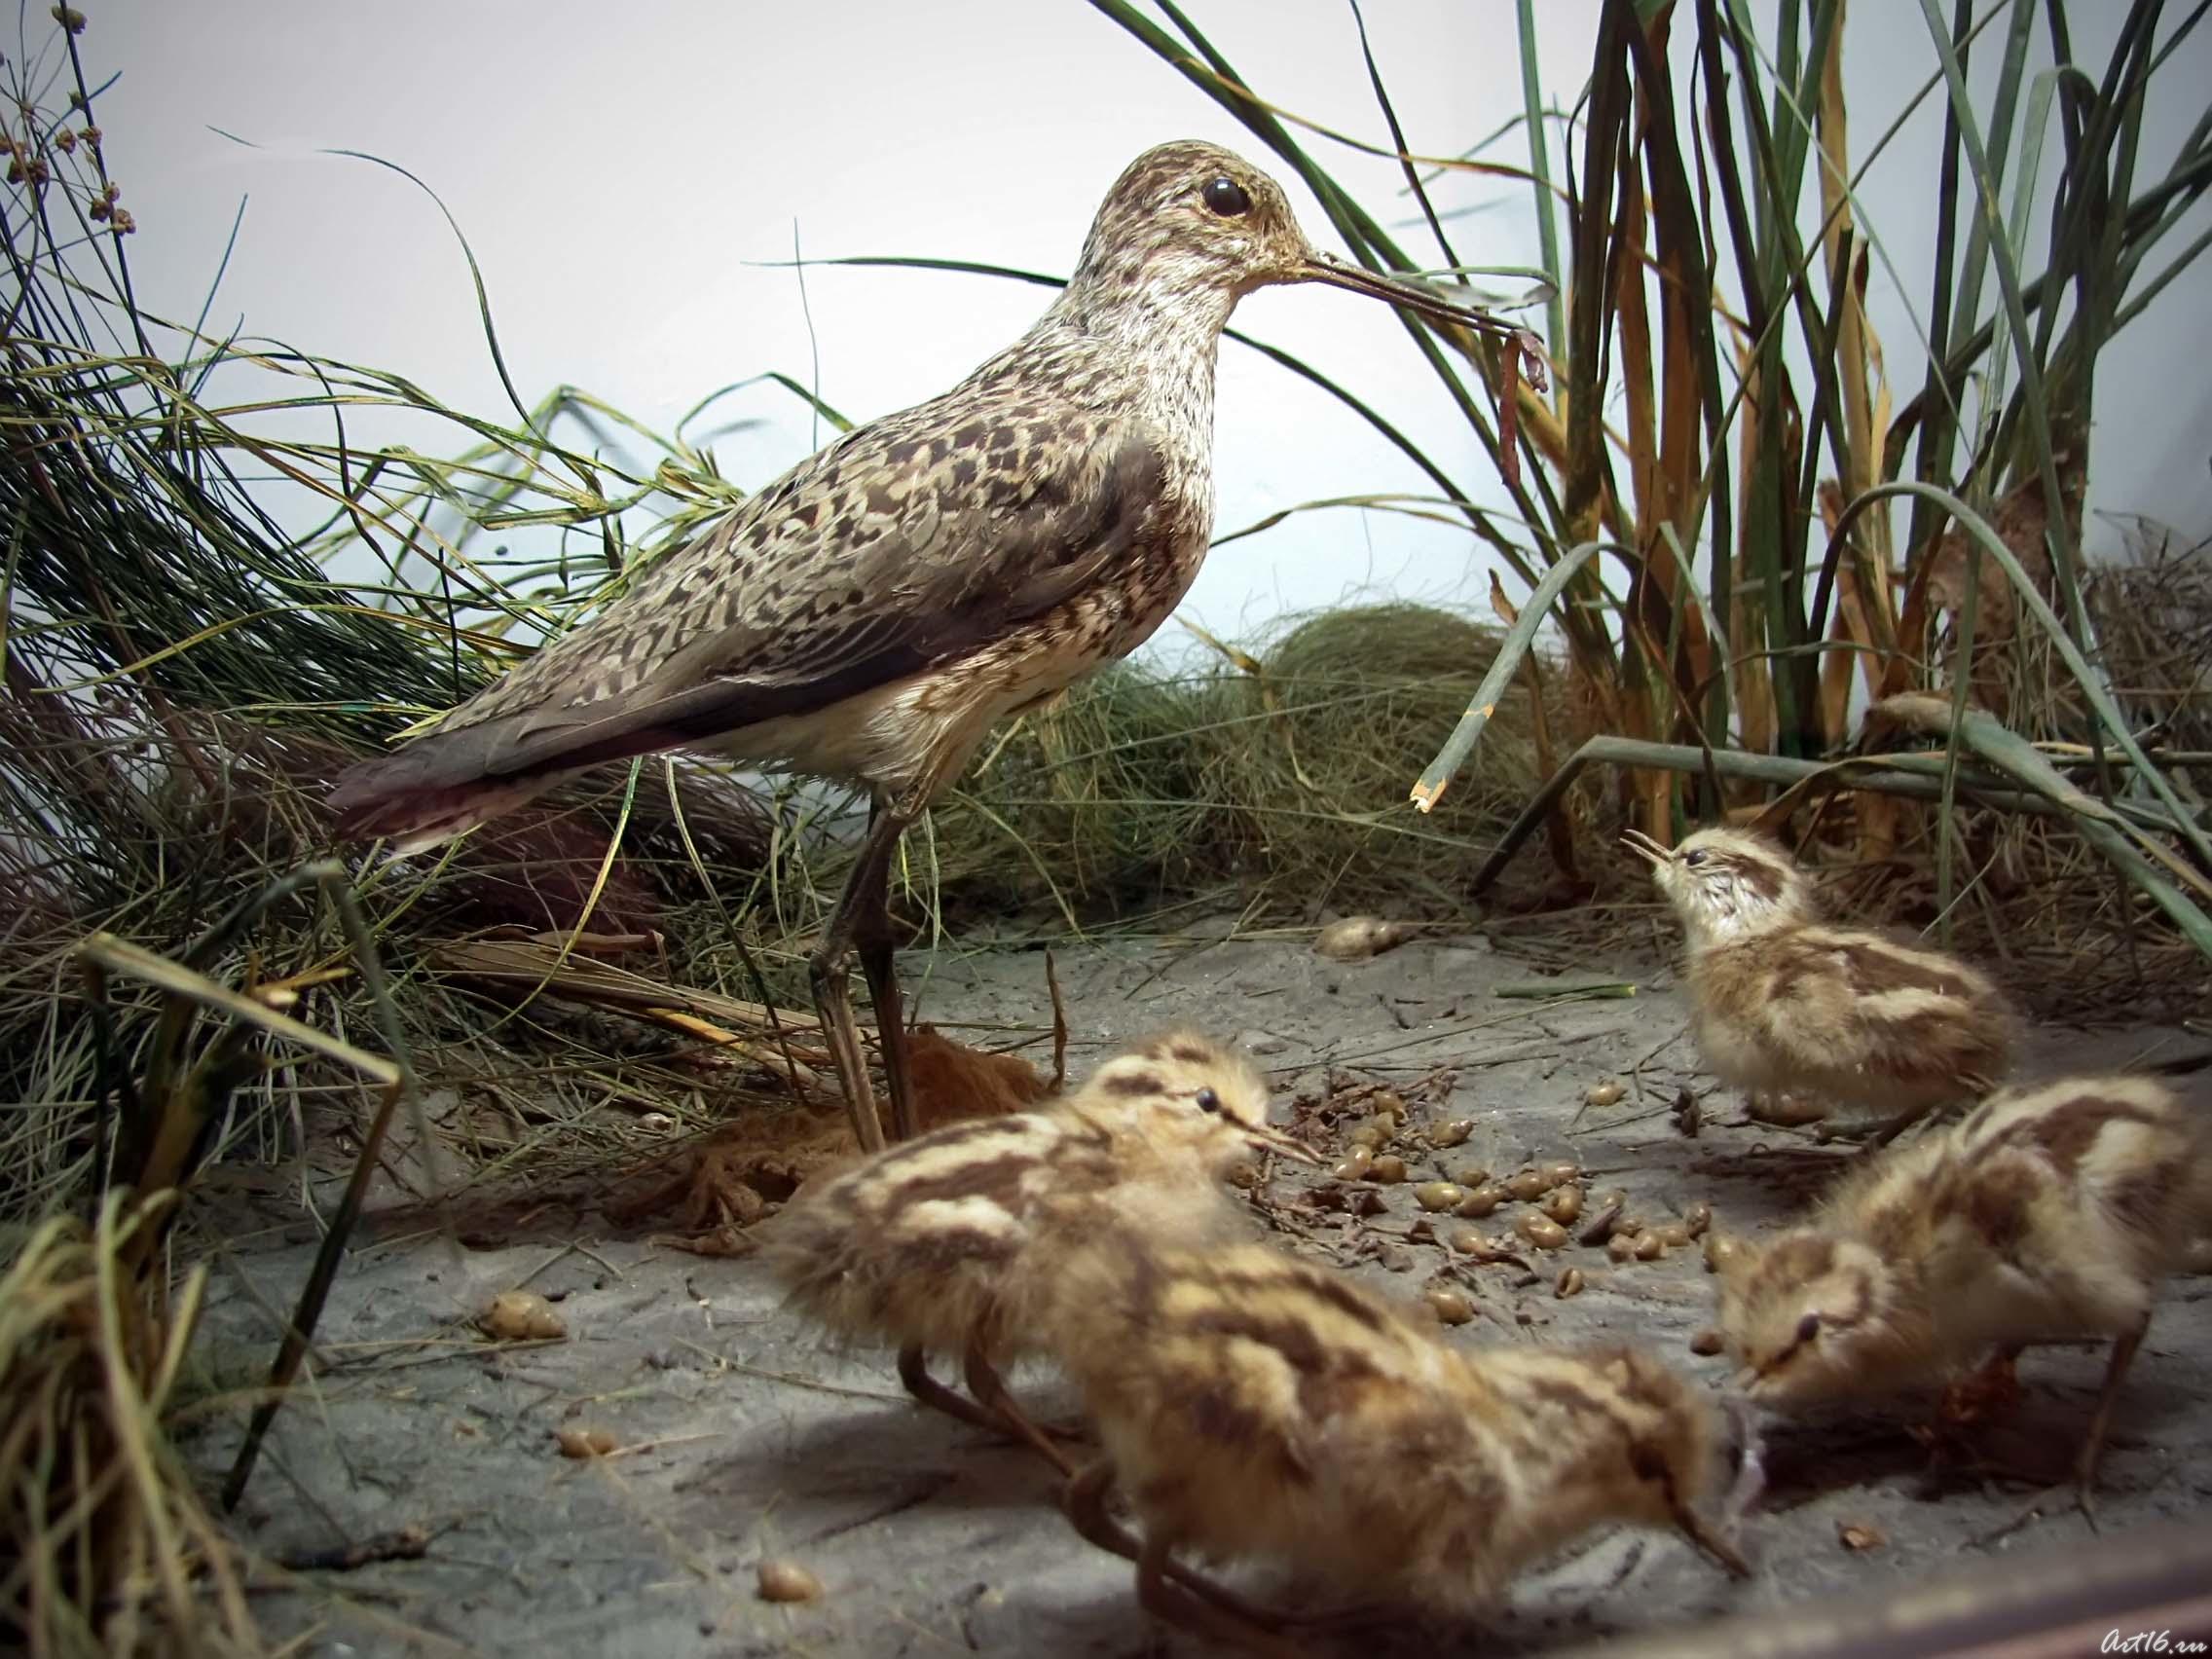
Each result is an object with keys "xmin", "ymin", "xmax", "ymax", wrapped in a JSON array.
[
  {"xmin": 962, "ymin": 1344, "xmax": 1078, "ymax": 1477},
  {"xmin": 897, "ymin": 1344, "xmax": 1010, "ymax": 1437},
  {"xmin": 853, "ymin": 795, "xmax": 921, "ymax": 1141},
  {"xmin": 2076, "ymin": 1313, "xmax": 2150, "ymax": 1520},
  {"xmin": 811, "ymin": 801, "xmax": 912, "ymax": 1154}
]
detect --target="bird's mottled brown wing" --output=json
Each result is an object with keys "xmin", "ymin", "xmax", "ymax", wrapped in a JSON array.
[{"xmin": 329, "ymin": 417, "xmax": 1162, "ymax": 836}]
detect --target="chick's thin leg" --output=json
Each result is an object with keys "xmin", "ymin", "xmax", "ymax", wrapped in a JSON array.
[
  {"xmin": 1133, "ymin": 1530, "xmax": 1308, "ymax": 1659},
  {"xmin": 962, "ymin": 1344, "xmax": 1078, "ymax": 1477},
  {"xmin": 2076, "ymin": 1313, "xmax": 2150, "ymax": 1517},
  {"xmin": 897, "ymin": 1344, "xmax": 1010, "ymax": 1438},
  {"xmin": 810, "ymin": 803, "xmax": 911, "ymax": 1155},
  {"xmin": 1063, "ymin": 1457, "xmax": 1309, "ymax": 1628}
]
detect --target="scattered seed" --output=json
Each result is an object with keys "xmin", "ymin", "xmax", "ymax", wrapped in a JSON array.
[
  {"xmin": 1704, "ymin": 1232, "xmax": 1746, "ymax": 1274},
  {"xmin": 1371, "ymin": 1090, "xmax": 1408, "ymax": 1124},
  {"xmin": 1450, "ymin": 1161, "xmax": 1492, "ymax": 1190},
  {"xmin": 1504, "ymin": 1168, "xmax": 1554, "ymax": 1201},
  {"xmin": 1515, "ymin": 1213, "xmax": 1568, "ymax": 1249},
  {"xmin": 757, "ymin": 1559, "xmax": 825, "ymax": 1603},
  {"xmin": 1369, "ymin": 1154, "xmax": 1409, "ymax": 1185},
  {"xmin": 1428, "ymin": 1118, "xmax": 1474, "ymax": 1149},
  {"xmin": 1632, "ymin": 1231, "xmax": 1665, "ymax": 1261},
  {"xmin": 1346, "ymin": 1122, "xmax": 1388, "ymax": 1152},
  {"xmin": 1423, "ymin": 1286, "xmax": 1475, "ymax": 1325},
  {"xmin": 1606, "ymin": 1233, "xmax": 1639, "ymax": 1264},
  {"xmin": 1837, "ymin": 1523, "xmax": 1885, "ymax": 1553},
  {"xmin": 1584, "ymin": 1080, "xmax": 1624, "ymax": 1109},
  {"xmin": 1554, "ymin": 1267, "xmax": 1584, "ymax": 1299},
  {"xmin": 1455, "ymin": 1184, "xmax": 1507, "ymax": 1218},
  {"xmin": 1689, "ymin": 1328, "xmax": 1725, "ymax": 1356},
  {"xmin": 1538, "ymin": 1160, "xmax": 1581, "ymax": 1189},
  {"xmin": 1315, "ymin": 916, "xmax": 1416, "ymax": 962},
  {"xmin": 1330, "ymin": 1146, "xmax": 1374, "ymax": 1183},
  {"xmin": 555, "ymin": 1426, "xmax": 617, "ymax": 1458},
  {"xmin": 1413, "ymin": 1182, "xmax": 1463, "ymax": 1213},
  {"xmin": 1579, "ymin": 1190, "xmax": 1628, "ymax": 1245},
  {"xmin": 1653, "ymin": 1221, "xmax": 1692, "ymax": 1249},
  {"xmin": 1540, "ymin": 1183, "xmax": 1584, "ymax": 1225},
  {"xmin": 1683, "ymin": 1200, "xmax": 1713, "ymax": 1239}
]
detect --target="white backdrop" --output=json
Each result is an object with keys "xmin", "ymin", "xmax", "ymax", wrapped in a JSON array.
[{"xmin": 93, "ymin": 1, "xmax": 2212, "ymax": 653}]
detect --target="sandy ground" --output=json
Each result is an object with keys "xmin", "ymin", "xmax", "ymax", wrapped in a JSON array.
[{"xmin": 182, "ymin": 929, "xmax": 2212, "ymax": 1657}]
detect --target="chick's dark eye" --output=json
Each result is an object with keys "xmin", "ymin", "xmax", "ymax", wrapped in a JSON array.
[
  {"xmin": 1195, "ymin": 1087, "xmax": 1222, "ymax": 1114},
  {"xmin": 1682, "ymin": 849, "xmax": 1708, "ymax": 867},
  {"xmin": 1201, "ymin": 175, "xmax": 1250, "ymax": 217},
  {"xmin": 1795, "ymin": 1312, "xmax": 1821, "ymax": 1344}
]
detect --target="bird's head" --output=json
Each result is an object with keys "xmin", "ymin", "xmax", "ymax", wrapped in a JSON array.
[
  {"xmin": 1062, "ymin": 141, "xmax": 1533, "ymax": 350},
  {"xmin": 1622, "ymin": 824, "xmax": 1813, "ymax": 945},
  {"xmin": 1071, "ymin": 1028, "xmax": 1318, "ymax": 1177}
]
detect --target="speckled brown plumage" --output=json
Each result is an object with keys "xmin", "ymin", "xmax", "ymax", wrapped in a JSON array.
[
  {"xmin": 1625, "ymin": 825, "xmax": 2016, "ymax": 1137},
  {"xmin": 1713, "ymin": 1071, "xmax": 2212, "ymax": 1509},
  {"xmin": 1033, "ymin": 1236, "xmax": 1750, "ymax": 1644},
  {"xmin": 327, "ymin": 139, "xmax": 1530, "ymax": 1155}
]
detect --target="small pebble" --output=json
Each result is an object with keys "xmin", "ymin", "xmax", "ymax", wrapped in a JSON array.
[
  {"xmin": 1314, "ymin": 916, "xmax": 1416, "ymax": 962},
  {"xmin": 756, "ymin": 1559, "xmax": 824, "ymax": 1603},
  {"xmin": 482, "ymin": 1291, "xmax": 565, "ymax": 1342}
]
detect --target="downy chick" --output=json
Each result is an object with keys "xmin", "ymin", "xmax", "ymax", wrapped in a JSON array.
[
  {"xmin": 1714, "ymin": 1073, "xmax": 2212, "ymax": 1508},
  {"xmin": 759, "ymin": 1029, "xmax": 1316, "ymax": 1472},
  {"xmin": 1036, "ymin": 1237, "xmax": 1751, "ymax": 1650},
  {"xmin": 1625, "ymin": 824, "xmax": 2015, "ymax": 1139}
]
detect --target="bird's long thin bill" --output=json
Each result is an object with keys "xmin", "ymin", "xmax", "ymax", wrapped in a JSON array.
[
  {"xmin": 1301, "ymin": 252, "xmax": 1511, "ymax": 332},
  {"xmin": 1246, "ymin": 1124, "xmax": 1323, "ymax": 1165},
  {"xmin": 1619, "ymin": 828, "xmax": 1669, "ymax": 867}
]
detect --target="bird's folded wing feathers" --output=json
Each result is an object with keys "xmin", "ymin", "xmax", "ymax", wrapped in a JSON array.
[{"xmin": 329, "ymin": 428, "xmax": 1163, "ymax": 824}]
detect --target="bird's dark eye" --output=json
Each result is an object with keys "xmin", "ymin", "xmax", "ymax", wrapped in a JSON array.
[
  {"xmin": 1682, "ymin": 849, "xmax": 1708, "ymax": 867},
  {"xmin": 1195, "ymin": 1087, "xmax": 1222, "ymax": 1114},
  {"xmin": 1795, "ymin": 1312, "xmax": 1821, "ymax": 1344},
  {"xmin": 1201, "ymin": 176, "xmax": 1251, "ymax": 217}
]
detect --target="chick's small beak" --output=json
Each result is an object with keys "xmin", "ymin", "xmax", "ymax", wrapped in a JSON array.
[
  {"xmin": 1620, "ymin": 828, "xmax": 1670, "ymax": 869},
  {"xmin": 1243, "ymin": 1122, "xmax": 1323, "ymax": 1165},
  {"xmin": 1298, "ymin": 251, "xmax": 1541, "ymax": 373}
]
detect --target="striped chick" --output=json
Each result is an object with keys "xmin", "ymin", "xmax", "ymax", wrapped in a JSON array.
[
  {"xmin": 1034, "ymin": 1236, "xmax": 1751, "ymax": 1650},
  {"xmin": 1714, "ymin": 1072, "xmax": 2212, "ymax": 1512},
  {"xmin": 1625, "ymin": 824, "xmax": 2015, "ymax": 1141},
  {"xmin": 758, "ymin": 1028, "xmax": 1315, "ymax": 1472}
]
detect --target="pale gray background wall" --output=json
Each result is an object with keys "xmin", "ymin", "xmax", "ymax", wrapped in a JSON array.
[{"xmin": 90, "ymin": 2, "xmax": 2212, "ymax": 654}]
